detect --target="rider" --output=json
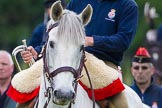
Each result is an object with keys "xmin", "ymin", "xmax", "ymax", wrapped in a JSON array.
[
  {"xmin": 22, "ymin": 0, "xmax": 138, "ymax": 75},
  {"xmin": 20, "ymin": 0, "xmax": 138, "ymax": 107},
  {"xmin": 66, "ymin": 0, "xmax": 138, "ymax": 107}
]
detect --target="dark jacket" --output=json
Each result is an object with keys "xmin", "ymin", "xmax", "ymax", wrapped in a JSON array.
[
  {"xmin": 0, "ymin": 86, "xmax": 16, "ymax": 108},
  {"xmin": 67, "ymin": 0, "xmax": 138, "ymax": 65},
  {"xmin": 131, "ymin": 80, "xmax": 162, "ymax": 107},
  {"xmin": 28, "ymin": 23, "xmax": 46, "ymax": 53}
]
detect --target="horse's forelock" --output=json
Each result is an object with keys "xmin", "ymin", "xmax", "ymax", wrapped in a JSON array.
[{"xmin": 56, "ymin": 10, "xmax": 85, "ymax": 45}]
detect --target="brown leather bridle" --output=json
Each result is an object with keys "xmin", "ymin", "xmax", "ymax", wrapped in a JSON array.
[{"xmin": 36, "ymin": 23, "xmax": 95, "ymax": 108}]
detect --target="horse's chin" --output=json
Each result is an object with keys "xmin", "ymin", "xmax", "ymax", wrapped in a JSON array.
[{"xmin": 53, "ymin": 97, "xmax": 70, "ymax": 105}]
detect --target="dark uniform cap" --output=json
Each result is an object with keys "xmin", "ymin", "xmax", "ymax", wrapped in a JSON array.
[
  {"xmin": 44, "ymin": 0, "xmax": 66, "ymax": 8},
  {"xmin": 132, "ymin": 47, "xmax": 152, "ymax": 63}
]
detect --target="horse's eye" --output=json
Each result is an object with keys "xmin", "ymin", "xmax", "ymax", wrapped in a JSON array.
[{"xmin": 49, "ymin": 41, "xmax": 55, "ymax": 48}]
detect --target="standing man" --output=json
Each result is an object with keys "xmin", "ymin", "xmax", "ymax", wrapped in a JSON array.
[
  {"xmin": 0, "ymin": 50, "xmax": 16, "ymax": 108},
  {"xmin": 131, "ymin": 47, "xmax": 162, "ymax": 108}
]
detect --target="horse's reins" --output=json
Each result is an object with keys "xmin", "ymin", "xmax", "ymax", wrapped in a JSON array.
[{"xmin": 37, "ymin": 23, "xmax": 96, "ymax": 108}]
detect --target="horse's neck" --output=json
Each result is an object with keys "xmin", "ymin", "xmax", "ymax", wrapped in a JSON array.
[{"xmin": 71, "ymin": 84, "xmax": 99, "ymax": 108}]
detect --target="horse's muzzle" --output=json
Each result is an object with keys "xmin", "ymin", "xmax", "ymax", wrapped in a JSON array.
[{"xmin": 52, "ymin": 89, "xmax": 75, "ymax": 105}]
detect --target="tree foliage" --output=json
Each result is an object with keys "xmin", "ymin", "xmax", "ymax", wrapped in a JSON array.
[{"xmin": 0, "ymin": 0, "xmax": 44, "ymax": 52}]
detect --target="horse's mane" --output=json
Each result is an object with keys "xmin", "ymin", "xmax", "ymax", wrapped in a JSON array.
[{"xmin": 55, "ymin": 10, "xmax": 85, "ymax": 45}]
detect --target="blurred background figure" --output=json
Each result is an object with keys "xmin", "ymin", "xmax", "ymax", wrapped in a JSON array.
[
  {"xmin": 20, "ymin": 0, "xmax": 67, "ymax": 64},
  {"xmin": 28, "ymin": 0, "xmax": 66, "ymax": 54},
  {"xmin": 143, "ymin": 2, "xmax": 162, "ymax": 86},
  {"xmin": 144, "ymin": 2, "xmax": 159, "ymax": 41},
  {"xmin": 157, "ymin": 24, "xmax": 162, "ymax": 41},
  {"xmin": 130, "ymin": 47, "xmax": 162, "ymax": 108},
  {"xmin": 0, "ymin": 50, "xmax": 16, "ymax": 108}
]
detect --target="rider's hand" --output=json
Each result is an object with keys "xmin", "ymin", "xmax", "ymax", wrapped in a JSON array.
[
  {"xmin": 20, "ymin": 46, "xmax": 38, "ymax": 64},
  {"xmin": 85, "ymin": 36, "xmax": 94, "ymax": 47}
]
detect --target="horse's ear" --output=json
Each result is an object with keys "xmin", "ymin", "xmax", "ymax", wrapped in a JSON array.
[
  {"xmin": 79, "ymin": 4, "xmax": 93, "ymax": 26},
  {"xmin": 50, "ymin": 1, "xmax": 63, "ymax": 21}
]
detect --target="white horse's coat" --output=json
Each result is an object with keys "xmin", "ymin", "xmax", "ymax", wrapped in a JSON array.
[{"xmin": 37, "ymin": 1, "xmax": 96, "ymax": 108}]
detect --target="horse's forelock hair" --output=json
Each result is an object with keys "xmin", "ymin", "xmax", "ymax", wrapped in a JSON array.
[{"xmin": 57, "ymin": 10, "xmax": 85, "ymax": 45}]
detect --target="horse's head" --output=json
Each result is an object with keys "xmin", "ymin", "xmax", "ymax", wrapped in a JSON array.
[{"xmin": 43, "ymin": 1, "xmax": 92, "ymax": 105}]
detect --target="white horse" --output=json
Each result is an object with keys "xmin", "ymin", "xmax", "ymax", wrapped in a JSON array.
[
  {"xmin": 37, "ymin": 1, "xmax": 98, "ymax": 108},
  {"xmin": 37, "ymin": 1, "xmax": 150, "ymax": 108}
]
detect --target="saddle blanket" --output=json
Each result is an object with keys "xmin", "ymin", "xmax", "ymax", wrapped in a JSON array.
[{"xmin": 7, "ymin": 52, "xmax": 124, "ymax": 103}]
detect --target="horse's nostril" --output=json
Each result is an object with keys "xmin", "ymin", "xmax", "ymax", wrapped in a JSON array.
[
  {"xmin": 71, "ymin": 91, "xmax": 75, "ymax": 99},
  {"xmin": 54, "ymin": 89, "xmax": 75, "ymax": 99},
  {"xmin": 54, "ymin": 90, "xmax": 58, "ymax": 97}
]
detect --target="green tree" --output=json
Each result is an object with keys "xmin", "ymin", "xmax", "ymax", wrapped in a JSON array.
[{"xmin": 0, "ymin": 0, "xmax": 44, "ymax": 53}]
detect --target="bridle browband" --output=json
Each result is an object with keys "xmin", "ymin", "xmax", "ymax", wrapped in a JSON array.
[{"xmin": 36, "ymin": 23, "xmax": 95, "ymax": 108}]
